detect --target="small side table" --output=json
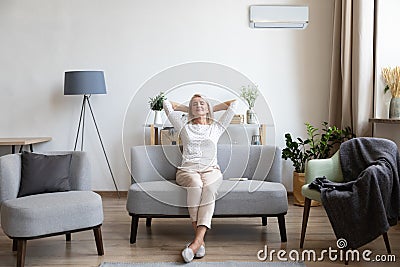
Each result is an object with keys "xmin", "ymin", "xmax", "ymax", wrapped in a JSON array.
[
  {"xmin": 146, "ymin": 124, "xmax": 268, "ymax": 145},
  {"xmin": 369, "ymin": 118, "xmax": 400, "ymax": 124},
  {"xmin": 369, "ymin": 118, "xmax": 400, "ymax": 137},
  {"xmin": 0, "ymin": 137, "xmax": 52, "ymax": 154},
  {"xmin": 150, "ymin": 124, "xmax": 161, "ymax": 145}
]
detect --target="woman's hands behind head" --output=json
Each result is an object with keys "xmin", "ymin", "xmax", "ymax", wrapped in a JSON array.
[{"xmin": 213, "ymin": 99, "xmax": 237, "ymax": 112}]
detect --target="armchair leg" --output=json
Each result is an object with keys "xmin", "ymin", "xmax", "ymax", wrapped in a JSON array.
[
  {"xmin": 130, "ymin": 215, "xmax": 139, "ymax": 244},
  {"xmin": 300, "ymin": 197, "xmax": 312, "ymax": 248},
  {"xmin": 382, "ymin": 232, "xmax": 391, "ymax": 254},
  {"xmin": 93, "ymin": 226, "xmax": 104, "ymax": 256},
  {"xmin": 277, "ymin": 214, "xmax": 287, "ymax": 242},
  {"xmin": 17, "ymin": 240, "xmax": 26, "ymax": 267},
  {"xmin": 66, "ymin": 233, "xmax": 71, "ymax": 241},
  {"xmin": 262, "ymin": 216, "xmax": 267, "ymax": 226},
  {"xmin": 146, "ymin": 217, "xmax": 152, "ymax": 227}
]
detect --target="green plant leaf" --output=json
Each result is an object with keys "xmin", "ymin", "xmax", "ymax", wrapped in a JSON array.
[{"xmin": 384, "ymin": 85, "xmax": 390, "ymax": 94}]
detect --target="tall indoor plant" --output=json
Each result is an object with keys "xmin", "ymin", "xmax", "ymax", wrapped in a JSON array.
[{"xmin": 282, "ymin": 122, "xmax": 355, "ymax": 206}]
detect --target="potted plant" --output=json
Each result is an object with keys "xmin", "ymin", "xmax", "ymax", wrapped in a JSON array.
[
  {"xmin": 240, "ymin": 85, "xmax": 259, "ymax": 124},
  {"xmin": 382, "ymin": 66, "xmax": 400, "ymax": 118},
  {"xmin": 282, "ymin": 122, "xmax": 355, "ymax": 206},
  {"xmin": 148, "ymin": 92, "xmax": 166, "ymax": 125}
]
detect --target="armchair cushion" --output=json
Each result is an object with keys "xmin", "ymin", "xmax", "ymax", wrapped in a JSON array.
[
  {"xmin": 1, "ymin": 191, "xmax": 103, "ymax": 238},
  {"xmin": 18, "ymin": 152, "xmax": 72, "ymax": 197}
]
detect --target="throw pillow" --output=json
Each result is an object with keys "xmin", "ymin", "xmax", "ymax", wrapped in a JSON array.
[{"xmin": 18, "ymin": 151, "xmax": 72, "ymax": 197}]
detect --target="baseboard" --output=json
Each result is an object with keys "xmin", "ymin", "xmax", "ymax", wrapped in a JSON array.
[{"xmin": 95, "ymin": 191, "xmax": 128, "ymax": 198}]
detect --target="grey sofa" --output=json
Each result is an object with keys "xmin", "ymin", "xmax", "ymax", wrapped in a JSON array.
[
  {"xmin": 0, "ymin": 151, "xmax": 104, "ymax": 267},
  {"xmin": 127, "ymin": 145, "xmax": 288, "ymax": 244}
]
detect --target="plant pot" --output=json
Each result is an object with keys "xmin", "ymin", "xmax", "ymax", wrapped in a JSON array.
[
  {"xmin": 246, "ymin": 109, "xmax": 257, "ymax": 124},
  {"xmin": 389, "ymin": 97, "xmax": 400, "ymax": 119},
  {"xmin": 154, "ymin": 110, "xmax": 163, "ymax": 125},
  {"xmin": 293, "ymin": 172, "xmax": 321, "ymax": 207}
]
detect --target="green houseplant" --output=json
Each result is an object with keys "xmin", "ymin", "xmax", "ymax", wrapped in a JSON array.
[
  {"xmin": 282, "ymin": 122, "xmax": 355, "ymax": 206},
  {"xmin": 148, "ymin": 92, "xmax": 166, "ymax": 111},
  {"xmin": 148, "ymin": 92, "xmax": 166, "ymax": 125}
]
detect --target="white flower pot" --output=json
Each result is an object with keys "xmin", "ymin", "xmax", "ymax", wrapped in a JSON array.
[{"xmin": 154, "ymin": 110, "xmax": 163, "ymax": 125}]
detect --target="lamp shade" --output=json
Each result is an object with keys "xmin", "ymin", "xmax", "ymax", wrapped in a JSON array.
[{"xmin": 64, "ymin": 71, "xmax": 107, "ymax": 95}]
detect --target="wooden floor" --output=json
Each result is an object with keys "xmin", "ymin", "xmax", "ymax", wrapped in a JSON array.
[{"xmin": 0, "ymin": 195, "xmax": 398, "ymax": 267}]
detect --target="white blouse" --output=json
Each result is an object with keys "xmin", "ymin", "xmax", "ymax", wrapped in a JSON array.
[{"xmin": 163, "ymin": 100, "xmax": 237, "ymax": 171}]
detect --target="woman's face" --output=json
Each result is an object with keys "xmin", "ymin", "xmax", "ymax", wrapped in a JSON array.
[{"xmin": 191, "ymin": 97, "xmax": 209, "ymax": 117}]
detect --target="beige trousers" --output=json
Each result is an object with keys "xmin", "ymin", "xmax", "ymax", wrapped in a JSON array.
[{"xmin": 176, "ymin": 167, "xmax": 223, "ymax": 229}]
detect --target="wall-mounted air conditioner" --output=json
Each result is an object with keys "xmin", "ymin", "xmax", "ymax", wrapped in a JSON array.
[{"xmin": 249, "ymin": 5, "xmax": 309, "ymax": 29}]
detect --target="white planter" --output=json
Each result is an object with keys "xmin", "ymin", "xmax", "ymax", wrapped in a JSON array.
[{"xmin": 154, "ymin": 110, "xmax": 163, "ymax": 125}]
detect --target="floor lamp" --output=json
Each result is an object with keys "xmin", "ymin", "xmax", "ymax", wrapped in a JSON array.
[{"xmin": 64, "ymin": 71, "xmax": 120, "ymax": 197}]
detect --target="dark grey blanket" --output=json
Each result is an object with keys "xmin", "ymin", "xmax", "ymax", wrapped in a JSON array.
[{"xmin": 311, "ymin": 137, "xmax": 400, "ymax": 249}]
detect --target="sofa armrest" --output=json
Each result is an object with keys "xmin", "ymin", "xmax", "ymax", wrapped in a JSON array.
[{"xmin": 304, "ymin": 150, "xmax": 343, "ymax": 184}]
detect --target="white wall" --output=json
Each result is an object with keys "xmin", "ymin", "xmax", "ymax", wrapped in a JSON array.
[
  {"xmin": 0, "ymin": 0, "xmax": 335, "ymax": 191},
  {"xmin": 374, "ymin": 0, "xmax": 400, "ymax": 144}
]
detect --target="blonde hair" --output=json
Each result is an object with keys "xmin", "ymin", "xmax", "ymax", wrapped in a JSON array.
[{"xmin": 188, "ymin": 94, "xmax": 214, "ymax": 124}]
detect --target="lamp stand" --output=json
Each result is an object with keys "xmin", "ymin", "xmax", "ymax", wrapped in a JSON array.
[{"xmin": 74, "ymin": 94, "xmax": 120, "ymax": 198}]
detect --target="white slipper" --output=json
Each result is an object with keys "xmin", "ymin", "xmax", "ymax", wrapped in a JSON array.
[
  {"xmin": 181, "ymin": 244, "xmax": 194, "ymax": 263},
  {"xmin": 195, "ymin": 244, "xmax": 205, "ymax": 258}
]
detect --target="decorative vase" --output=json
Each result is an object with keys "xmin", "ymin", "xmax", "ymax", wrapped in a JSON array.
[
  {"xmin": 389, "ymin": 97, "xmax": 400, "ymax": 119},
  {"xmin": 251, "ymin": 134, "xmax": 261, "ymax": 145},
  {"xmin": 154, "ymin": 110, "xmax": 163, "ymax": 125},
  {"xmin": 246, "ymin": 108, "xmax": 257, "ymax": 124}
]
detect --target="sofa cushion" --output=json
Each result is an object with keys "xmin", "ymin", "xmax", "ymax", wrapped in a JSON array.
[
  {"xmin": 127, "ymin": 180, "xmax": 287, "ymax": 216},
  {"xmin": 18, "ymin": 152, "xmax": 72, "ymax": 197},
  {"xmin": 216, "ymin": 180, "xmax": 288, "ymax": 215},
  {"xmin": 1, "ymin": 191, "xmax": 103, "ymax": 237}
]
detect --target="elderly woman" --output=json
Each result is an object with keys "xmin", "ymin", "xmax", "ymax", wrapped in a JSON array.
[{"xmin": 163, "ymin": 94, "xmax": 237, "ymax": 263}]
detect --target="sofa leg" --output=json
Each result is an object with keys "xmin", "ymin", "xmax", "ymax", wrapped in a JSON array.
[
  {"xmin": 146, "ymin": 217, "xmax": 152, "ymax": 227},
  {"xmin": 261, "ymin": 216, "xmax": 267, "ymax": 226},
  {"xmin": 66, "ymin": 233, "xmax": 71, "ymax": 241},
  {"xmin": 17, "ymin": 240, "xmax": 26, "ymax": 267},
  {"xmin": 382, "ymin": 232, "xmax": 391, "ymax": 254},
  {"xmin": 12, "ymin": 239, "xmax": 17, "ymax": 252},
  {"xmin": 277, "ymin": 214, "xmax": 287, "ymax": 242},
  {"xmin": 130, "ymin": 215, "xmax": 139, "ymax": 244},
  {"xmin": 300, "ymin": 197, "xmax": 312, "ymax": 248}
]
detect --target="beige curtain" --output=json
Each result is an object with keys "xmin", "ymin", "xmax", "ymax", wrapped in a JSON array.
[{"xmin": 329, "ymin": 0, "xmax": 376, "ymax": 136}]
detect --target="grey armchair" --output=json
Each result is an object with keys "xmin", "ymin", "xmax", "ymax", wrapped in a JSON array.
[{"xmin": 0, "ymin": 151, "xmax": 104, "ymax": 267}]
